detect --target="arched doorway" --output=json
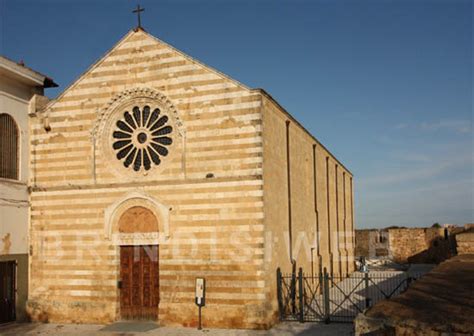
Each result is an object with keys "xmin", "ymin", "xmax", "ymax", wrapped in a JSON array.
[{"xmin": 118, "ymin": 206, "xmax": 160, "ymax": 320}]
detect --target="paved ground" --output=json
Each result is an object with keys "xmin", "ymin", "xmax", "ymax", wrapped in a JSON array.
[{"xmin": 0, "ymin": 322, "xmax": 353, "ymax": 336}]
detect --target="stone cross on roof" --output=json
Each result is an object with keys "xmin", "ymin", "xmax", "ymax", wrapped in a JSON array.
[{"xmin": 132, "ymin": 4, "xmax": 145, "ymax": 29}]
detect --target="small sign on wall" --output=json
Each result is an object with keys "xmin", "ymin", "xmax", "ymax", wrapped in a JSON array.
[{"xmin": 195, "ymin": 277, "xmax": 206, "ymax": 307}]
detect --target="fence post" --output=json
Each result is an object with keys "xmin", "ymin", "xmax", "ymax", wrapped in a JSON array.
[
  {"xmin": 298, "ymin": 267, "xmax": 304, "ymax": 323},
  {"xmin": 364, "ymin": 271, "xmax": 371, "ymax": 309},
  {"xmin": 319, "ymin": 269, "xmax": 324, "ymax": 295},
  {"xmin": 291, "ymin": 264, "xmax": 296, "ymax": 315},
  {"xmin": 276, "ymin": 268, "xmax": 283, "ymax": 320},
  {"xmin": 323, "ymin": 267, "xmax": 330, "ymax": 324}
]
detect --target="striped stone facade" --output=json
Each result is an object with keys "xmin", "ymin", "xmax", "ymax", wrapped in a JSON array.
[{"xmin": 27, "ymin": 29, "xmax": 354, "ymax": 329}]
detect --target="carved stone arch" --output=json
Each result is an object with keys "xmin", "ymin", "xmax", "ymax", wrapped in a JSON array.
[
  {"xmin": 104, "ymin": 191, "xmax": 170, "ymax": 246},
  {"xmin": 93, "ymin": 87, "xmax": 184, "ymax": 138}
]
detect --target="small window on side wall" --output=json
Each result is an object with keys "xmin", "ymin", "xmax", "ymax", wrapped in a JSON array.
[{"xmin": 0, "ymin": 114, "xmax": 19, "ymax": 180}]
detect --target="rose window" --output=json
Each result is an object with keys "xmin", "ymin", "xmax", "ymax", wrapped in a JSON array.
[{"xmin": 112, "ymin": 106, "xmax": 173, "ymax": 171}]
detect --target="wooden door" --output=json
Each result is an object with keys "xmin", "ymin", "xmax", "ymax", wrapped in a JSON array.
[
  {"xmin": 0, "ymin": 261, "xmax": 16, "ymax": 324},
  {"xmin": 120, "ymin": 245, "xmax": 159, "ymax": 320}
]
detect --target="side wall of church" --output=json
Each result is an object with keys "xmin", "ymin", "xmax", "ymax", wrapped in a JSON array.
[
  {"xmin": 27, "ymin": 30, "xmax": 268, "ymax": 329},
  {"xmin": 261, "ymin": 94, "xmax": 355, "ymax": 325}
]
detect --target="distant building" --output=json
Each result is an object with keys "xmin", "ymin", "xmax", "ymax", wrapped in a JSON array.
[
  {"xmin": 442, "ymin": 223, "xmax": 458, "ymax": 229},
  {"xmin": 0, "ymin": 56, "xmax": 56, "ymax": 323}
]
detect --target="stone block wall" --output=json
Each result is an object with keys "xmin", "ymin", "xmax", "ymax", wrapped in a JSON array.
[
  {"xmin": 355, "ymin": 229, "xmax": 388, "ymax": 258},
  {"xmin": 355, "ymin": 227, "xmax": 458, "ymax": 264},
  {"xmin": 456, "ymin": 231, "xmax": 474, "ymax": 254}
]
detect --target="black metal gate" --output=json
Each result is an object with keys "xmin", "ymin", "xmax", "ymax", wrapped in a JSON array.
[
  {"xmin": 0, "ymin": 261, "xmax": 16, "ymax": 324},
  {"xmin": 277, "ymin": 267, "xmax": 418, "ymax": 323}
]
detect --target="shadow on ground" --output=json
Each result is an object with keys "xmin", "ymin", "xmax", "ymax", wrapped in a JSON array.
[{"xmin": 0, "ymin": 321, "xmax": 353, "ymax": 336}]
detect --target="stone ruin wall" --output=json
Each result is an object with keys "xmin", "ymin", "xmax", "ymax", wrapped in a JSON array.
[
  {"xmin": 355, "ymin": 227, "xmax": 460, "ymax": 264},
  {"xmin": 456, "ymin": 231, "xmax": 474, "ymax": 255}
]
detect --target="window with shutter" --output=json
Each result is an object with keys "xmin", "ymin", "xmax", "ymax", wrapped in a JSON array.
[{"xmin": 0, "ymin": 114, "xmax": 19, "ymax": 180}]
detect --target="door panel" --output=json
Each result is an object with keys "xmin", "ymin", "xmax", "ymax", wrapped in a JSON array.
[
  {"xmin": 0, "ymin": 261, "xmax": 16, "ymax": 324},
  {"xmin": 120, "ymin": 246, "xmax": 159, "ymax": 320}
]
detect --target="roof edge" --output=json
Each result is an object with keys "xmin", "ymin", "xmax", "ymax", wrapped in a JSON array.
[
  {"xmin": 254, "ymin": 88, "xmax": 353, "ymax": 176},
  {"xmin": 0, "ymin": 55, "xmax": 57, "ymax": 88}
]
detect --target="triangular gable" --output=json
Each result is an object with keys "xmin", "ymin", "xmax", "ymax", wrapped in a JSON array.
[{"xmin": 44, "ymin": 28, "xmax": 251, "ymax": 112}]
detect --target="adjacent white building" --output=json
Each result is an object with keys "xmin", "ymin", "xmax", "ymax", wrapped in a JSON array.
[{"xmin": 0, "ymin": 56, "xmax": 56, "ymax": 322}]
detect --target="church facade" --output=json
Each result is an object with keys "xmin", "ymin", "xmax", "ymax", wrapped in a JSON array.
[{"xmin": 27, "ymin": 29, "xmax": 355, "ymax": 328}]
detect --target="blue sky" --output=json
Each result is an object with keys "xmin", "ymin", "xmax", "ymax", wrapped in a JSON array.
[{"xmin": 1, "ymin": 0, "xmax": 472, "ymax": 228}]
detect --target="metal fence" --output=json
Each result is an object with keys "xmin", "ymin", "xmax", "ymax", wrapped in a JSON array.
[{"xmin": 277, "ymin": 267, "xmax": 421, "ymax": 323}]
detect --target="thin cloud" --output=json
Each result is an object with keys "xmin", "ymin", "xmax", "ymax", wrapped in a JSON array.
[
  {"xmin": 359, "ymin": 152, "xmax": 472, "ymax": 187},
  {"xmin": 420, "ymin": 120, "xmax": 472, "ymax": 134},
  {"xmin": 394, "ymin": 119, "xmax": 472, "ymax": 134}
]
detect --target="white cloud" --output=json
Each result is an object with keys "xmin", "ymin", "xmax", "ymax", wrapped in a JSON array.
[
  {"xmin": 358, "ymin": 151, "xmax": 472, "ymax": 187},
  {"xmin": 420, "ymin": 120, "xmax": 472, "ymax": 134},
  {"xmin": 393, "ymin": 119, "xmax": 472, "ymax": 134}
]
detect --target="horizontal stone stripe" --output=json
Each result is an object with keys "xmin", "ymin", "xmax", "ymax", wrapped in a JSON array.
[
  {"xmin": 32, "ymin": 244, "xmax": 265, "ymax": 254},
  {"xmin": 160, "ymin": 291, "xmax": 266, "ymax": 300},
  {"xmin": 81, "ymin": 63, "xmax": 214, "ymax": 88},
  {"xmin": 187, "ymin": 131, "xmax": 262, "ymax": 144},
  {"xmin": 84, "ymin": 58, "xmax": 191, "ymax": 84},
  {"xmin": 29, "ymin": 294, "xmax": 116, "ymax": 303},
  {"xmin": 43, "ymin": 101, "xmax": 260, "ymax": 126},
  {"xmin": 187, "ymin": 117, "xmax": 262, "ymax": 133},
  {"xmin": 70, "ymin": 69, "xmax": 216, "ymax": 91},
  {"xmin": 33, "ymin": 220, "xmax": 264, "ymax": 231},
  {"xmin": 32, "ymin": 223, "xmax": 264, "ymax": 236},
  {"xmin": 160, "ymin": 298, "xmax": 264, "ymax": 306},
  {"xmin": 159, "ymin": 264, "xmax": 261, "ymax": 272},
  {"xmin": 106, "ymin": 43, "xmax": 169, "ymax": 58},
  {"xmin": 32, "ymin": 142, "xmax": 262, "ymax": 165},
  {"xmin": 36, "ymin": 158, "xmax": 263, "ymax": 176},
  {"xmin": 43, "ymin": 101, "xmax": 259, "ymax": 125},
  {"xmin": 34, "ymin": 167, "xmax": 262, "ymax": 184},
  {"xmin": 32, "ymin": 258, "xmax": 263, "ymax": 269},
  {"xmin": 30, "ymin": 126, "xmax": 262, "ymax": 146},
  {"xmin": 31, "ymin": 213, "xmax": 100, "ymax": 221},
  {"xmin": 174, "ymin": 206, "xmax": 263, "ymax": 216},
  {"xmin": 32, "ymin": 145, "xmax": 262, "ymax": 166},
  {"xmin": 42, "ymin": 279, "xmax": 117, "ymax": 286},
  {"xmin": 34, "ymin": 156, "xmax": 263, "ymax": 175},
  {"xmin": 31, "ymin": 184, "xmax": 263, "ymax": 201},
  {"xmin": 100, "ymin": 50, "xmax": 175, "ymax": 67},
  {"xmin": 33, "ymin": 245, "xmax": 114, "ymax": 253},
  {"xmin": 32, "ymin": 272, "xmax": 116, "ymax": 280},
  {"xmin": 176, "ymin": 94, "xmax": 259, "ymax": 110},
  {"xmin": 32, "ymin": 146, "xmax": 90, "ymax": 156},
  {"xmin": 159, "ymin": 286, "xmax": 266, "ymax": 296},
  {"xmin": 29, "ymin": 263, "xmax": 117, "ymax": 270},
  {"xmin": 31, "ymin": 174, "xmax": 262, "ymax": 192},
  {"xmin": 31, "ymin": 229, "xmax": 264, "ymax": 240},
  {"xmin": 31, "ymin": 193, "xmax": 263, "ymax": 207},
  {"xmin": 62, "ymin": 77, "xmax": 246, "ymax": 107},
  {"xmin": 129, "ymin": 78, "xmax": 238, "ymax": 98},
  {"xmin": 159, "ymin": 274, "xmax": 264, "ymax": 281},
  {"xmin": 168, "ymin": 211, "xmax": 264, "ymax": 222},
  {"xmin": 168, "ymin": 219, "xmax": 264, "ymax": 227},
  {"xmin": 32, "ymin": 223, "xmax": 104, "ymax": 231},
  {"xmin": 30, "ymin": 109, "xmax": 261, "ymax": 136},
  {"xmin": 30, "ymin": 179, "xmax": 263, "ymax": 198},
  {"xmin": 185, "ymin": 124, "xmax": 262, "ymax": 139},
  {"xmin": 175, "ymin": 201, "xmax": 264, "ymax": 211},
  {"xmin": 34, "ymin": 163, "xmax": 262, "ymax": 180},
  {"xmin": 33, "ymin": 140, "xmax": 91, "ymax": 150},
  {"xmin": 31, "ymin": 124, "xmax": 262, "ymax": 145}
]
